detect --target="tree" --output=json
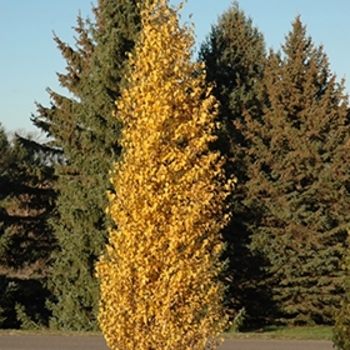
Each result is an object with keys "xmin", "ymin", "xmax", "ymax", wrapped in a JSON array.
[
  {"xmin": 96, "ymin": 1, "xmax": 233, "ymax": 348},
  {"xmin": 198, "ymin": 2, "xmax": 269, "ymax": 326},
  {"xmin": 237, "ymin": 17, "xmax": 350, "ymax": 325},
  {"xmin": 334, "ymin": 109, "xmax": 350, "ymax": 348},
  {"xmin": 333, "ymin": 234, "xmax": 350, "ymax": 350},
  {"xmin": 31, "ymin": 0, "xmax": 143, "ymax": 330},
  {"xmin": 0, "ymin": 125, "xmax": 56, "ymax": 329}
]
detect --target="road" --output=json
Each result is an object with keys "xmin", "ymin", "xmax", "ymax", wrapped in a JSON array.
[{"xmin": 0, "ymin": 335, "xmax": 334, "ymax": 350}]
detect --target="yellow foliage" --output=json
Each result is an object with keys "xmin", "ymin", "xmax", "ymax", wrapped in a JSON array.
[{"xmin": 96, "ymin": 1, "xmax": 233, "ymax": 349}]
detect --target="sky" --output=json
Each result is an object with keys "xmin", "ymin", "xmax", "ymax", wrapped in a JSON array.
[{"xmin": 0, "ymin": 0, "xmax": 349, "ymax": 133}]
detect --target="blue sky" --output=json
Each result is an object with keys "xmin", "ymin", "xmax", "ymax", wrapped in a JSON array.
[{"xmin": 0, "ymin": 0, "xmax": 349, "ymax": 133}]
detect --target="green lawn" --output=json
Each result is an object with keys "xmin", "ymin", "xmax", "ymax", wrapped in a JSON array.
[
  {"xmin": 0, "ymin": 325, "xmax": 333, "ymax": 341},
  {"xmin": 226, "ymin": 325, "xmax": 333, "ymax": 340},
  {"xmin": 0, "ymin": 329, "xmax": 101, "ymax": 337}
]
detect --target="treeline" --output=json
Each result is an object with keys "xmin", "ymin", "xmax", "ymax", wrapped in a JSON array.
[{"xmin": 1, "ymin": 0, "xmax": 350, "ymax": 341}]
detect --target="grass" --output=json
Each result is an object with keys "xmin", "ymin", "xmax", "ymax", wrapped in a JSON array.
[
  {"xmin": 0, "ymin": 328, "xmax": 102, "ymax": 337},
  {"xmin": 225, "ymin": 325, "xmax": 333, "ymax": 340},
  {"xmin": 0, "ymin": 326, "xmax": 333, "ymax": 341}
]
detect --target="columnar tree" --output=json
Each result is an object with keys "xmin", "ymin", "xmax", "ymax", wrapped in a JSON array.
[
  {"xmin": 238, "ymin": 17, "xmax": 350, "ymax": 325},
  {"xmin": 198, "ymin": 2, "xmax": 268, "ymax": 325},
  {"xmin": 96, "ymin": 1, "xmax": 233, "ymax": 349},
  {"xmin": 32, "ymin": 0, "xmax": 143, "ymax": 330}
]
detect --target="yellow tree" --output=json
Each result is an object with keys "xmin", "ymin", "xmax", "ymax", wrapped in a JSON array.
[{"xmin": 96, "ymin": 1, "xmax": 233, "ymax": 349}]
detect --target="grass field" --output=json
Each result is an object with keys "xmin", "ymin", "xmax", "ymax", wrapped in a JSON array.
[
  {"xmin": 0, "ymin": 326, "xmax": 333, "ymax": 341},
  {"xmin": 226, "ymin": 325, "xmax": 333, "ymax": 340}
]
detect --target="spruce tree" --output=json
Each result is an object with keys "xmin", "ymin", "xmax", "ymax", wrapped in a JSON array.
[
  {"xmin": 31, "ymin": 0, "xmax": 143, "ymax": 330},
  {"xmin": 334, "ymin": 237, "xmax": 350, "ymax": 350},
  {"xmin": 238, "ymin": 17, "xmax": 350, "ymax": 325},
  {"xmin": 198, "ymin": 2, "xmax": 268, "ymax": 326},
  {"xmin": 334, "ymin": 112, "xmax": 350, "ymax": 346},
  {"xmin": 96, "ymin": 1, "xmax": 233, "ymax": 348},
  {"xmin": 0, "ymin": 125, "xmax": 56, "ymax": 328}
]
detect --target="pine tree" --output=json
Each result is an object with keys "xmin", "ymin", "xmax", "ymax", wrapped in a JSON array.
[
  {"xmin": 334, "ymin": 234, "xmax": 350, "ymax": 350},
  {"xmin": 31, "ymin": 0, "xmax": 143, "ymax": 330},
  {"xmin": 334, "ymin": 111, "xmax": 350, "ymax": 348},
  {"xmin": 0, "ymin": 125, "xmax": 56, "ymax": 328},
  {"xmin": 198, "ymin": 2, "xmax": 269, "ymax": 326},
  {"xmin": 238, "ymin": 17, "xmax": 350, "ymax": 325},
  {"xmin": 96, "ymin": 1, "xmax": 233, "ymax": 348}
]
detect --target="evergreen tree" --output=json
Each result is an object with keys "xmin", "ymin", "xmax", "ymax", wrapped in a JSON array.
[
  {"xmin": 334, "ymin": 109, "xmax": 350, "ymax": 348},
  {"xmin": 198, "ymin": 2, "xmax": 269, "ymax": 326},
  {"xmin": 333, "ymin": 235, "xmax": 350, "ymax": 350},
  {"xmin": 31, "ymin": 0, "xmax": 143, "ymax": 330},
  {"xmin": 238, "ymin": 17, "xmax": 350, "ymax": 325},
  {"xmin": 0, "ymin": 125, "xmax": 56, "ymax": 328},
  {"xmin": 96, "ymin": 1, "xmax": 233, "ymax": 348}
]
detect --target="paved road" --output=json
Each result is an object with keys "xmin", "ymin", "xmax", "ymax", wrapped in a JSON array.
[{"xmin": 0, "ymin": 335, "xmax": 333, "ymax": 350}]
